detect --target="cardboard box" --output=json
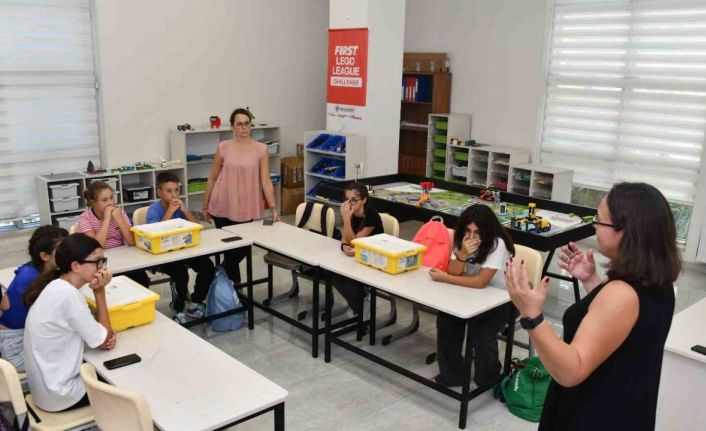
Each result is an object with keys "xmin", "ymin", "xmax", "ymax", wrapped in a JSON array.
[
  {"xmin": 281, "ymin": 156, "xmax": 304, "ymax": 188},
  {"xmin": 281, "ymin": 187, "xmax": 304, "ymax": 216}
]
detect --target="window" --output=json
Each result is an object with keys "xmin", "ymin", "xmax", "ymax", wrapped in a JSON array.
[
  {"xmin": 0, "ymin": 0, "xmax": 100, "ymax": 229},
  {"xmin": 540, "ymin": 0, "xmax": 706, "ymax": 239}
]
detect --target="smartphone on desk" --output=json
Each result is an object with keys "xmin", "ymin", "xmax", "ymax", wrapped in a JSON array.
[
  {"xmin": 104, "ymin": 353, "xmax": 141, "ymax": 370},
  {"xmin": 221, "ymin": 236, "xmax": 242, "ymax": 243},
  {"xmin": 691, "ymin": 345, "xmax": 706, "ymax": 356}
]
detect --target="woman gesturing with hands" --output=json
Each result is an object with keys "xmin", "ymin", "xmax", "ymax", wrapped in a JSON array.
[{"xmin": 505, "ymin": 182, "xmax": 680, "ymax": 431}]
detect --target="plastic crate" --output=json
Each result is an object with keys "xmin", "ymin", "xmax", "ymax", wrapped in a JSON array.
[
  {"xmin": 433, "ymin": 148, "xmax": 446, "ymax": 158},
  {"xmin": 306, "ymin": 133, "xmax": 330, "ymax": 149},
  {"xmin": 267, "ymin": 142, "xmax": 279, "ymax": 154},
  {"xmin": 187, "ymin": 180, "xmax": 207, "ymax": 193},
  {"xmin": 88, "ymin": 177, "xmax": 119, "ymax": 191},
  {"xmin": 351, "ymin": 234, "xmax": 426, "ymax": 275},
  {"xmin": 434, "ymin": 135, "xmax": 447, "ymax": 144},
  {"xmin": 51, "ymin": 196, "xmax": 80, "ymax": 212},
  {"xmin": 270, "ymin": 173, "xmax": 281, "ymax": 184},
  {"xmin": 451, "ymin": 165, "xmax": 468, "ymax": 177},
  {"xmin": 310, "ymin": 157, "xmax": 345, "ymax": 178},
  {"xmin": 49, "ymin": 182, "xmax": 79, "ymax": 199},
  {"xmin": 454, "ymin": 152, "xmax": 469, "ymax": 162},
  {"xmin": 131, "ymin": 218, "xmax": 202, "ymax": 254},
  {"xmin": 123, "ymin": 184, "xmax": 152, "ymax": 202},
  {"xmin": 54, "ymin": 214, "xmax": 80, "ymax": 230},
  {"xmin": 432, "ymin": 161, "xmax": 445, "ymax": 172},
  {"xmin": 80, "ymin": 276, "xmax": 160, "ymax": 332},
  {"xmin": 435, "ymin": 121, "xmax": 448, "ymax": 130}
]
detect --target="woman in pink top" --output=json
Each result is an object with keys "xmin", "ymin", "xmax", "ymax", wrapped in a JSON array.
[
  {"xmin": 77, "ymin": 181, "xmax": 149, "ymax": 287},
  {"xmin": 203, "ymin": 108, "xmax": 279, "ymax": 283}
]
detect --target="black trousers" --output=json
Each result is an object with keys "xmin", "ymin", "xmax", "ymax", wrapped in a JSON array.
[
  {"xmin": 212, "ymin": 216, "xmax": 251, "ymax": 284},
  {"xmin": 331, "ymin": 273, "xmax": 365, "ymax": 315},
  {"xmin": 436, "ymin": 303, "xmax": 511, "ymax": 387},
  {"xmin": 124, "ymin": 270, "xmax": 150, "ymax": 289},
  {"xmin": 161, "ymin": 256, "xmax": 215, "ymax": 312}
]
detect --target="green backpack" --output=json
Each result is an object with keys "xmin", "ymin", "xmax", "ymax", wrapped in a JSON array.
[{"xmin": 496, "ymin": 356, "xmax": 552, "ymax": 422}]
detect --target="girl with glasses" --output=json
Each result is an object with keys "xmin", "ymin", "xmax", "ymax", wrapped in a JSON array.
[
  {"xmin": 506, "ymin": 182, "xmax": 680, "ymax": 430},
  {"xmin": 429, "ymin": 204, "xmax": 515, "ymax": 388},
  {"xmin": 23, "ymin": 233, "xmax": 116, "ymax": 412},
  {"xmin": 202, "ymin": 108, "xmax": 279, "ymax": 284}
]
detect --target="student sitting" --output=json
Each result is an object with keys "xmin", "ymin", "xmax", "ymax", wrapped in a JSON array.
[
  {"xmin": 148, "ymin": 172, "xmax": 215, "ymax": 324},
  {"xmin": 429, "ymin": 204, "xmax": 515, "ymax": 388},
  {"xmin": 77, "ymin": 181, "xmax": 150, "ymax": 287},
  {"xmin": 0, "ymin": 226, "xmax": 68, "ymax": 372},
  {"xmin": 23, "ymin": 233, "xmax": 115, "ymax": 412},
  {"xmin": 334, "ymin": 182, "xmax": 384, "ymax": 318}
]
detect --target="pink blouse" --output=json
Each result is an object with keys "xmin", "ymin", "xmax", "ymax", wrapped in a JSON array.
[
  {"xmin": 77, "ymin": 207, "xmax": 132, "ymax": 249},
  {"xmin": 208, "ymin": 140, "xmax": 267, "ymax": 222}
]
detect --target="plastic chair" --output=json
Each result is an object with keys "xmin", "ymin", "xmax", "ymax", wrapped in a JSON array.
[
  {"xmin": 371, "ymin": 213, "xmax": 401, "ymax": 328},
  {"xmin": 80, "ymin": 363, "xmax": 153, "ymax": 431},
  {"xmin": 132, "ymin": 207, "xmax": 149, "ymax": 226},
  {"xmin": 263, "ymin": 202, "xmax": 336, "ymax": 311},
  {"xmin": 0, "ymin": 359, "xmax": 94, "ymax": 431},
  {"xmin": 513, "ymin": 245, "xmax": 544, "ymax": 356},
  {"xmin": 68, "ymin": 224, "xmax": 77, "ymax": 234}
]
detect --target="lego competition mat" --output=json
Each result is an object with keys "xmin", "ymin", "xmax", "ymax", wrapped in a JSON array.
[{"xmin": 370, "ymin": 182, "xmax": 586, "ymax": 235}]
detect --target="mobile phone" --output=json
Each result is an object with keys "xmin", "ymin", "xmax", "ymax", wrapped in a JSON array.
[
  {"xmin": 691, "ymin": 345, "xmax": 706, "ymax": 356},
  {"xmin": 263, "ymin": 218, "xmax": 274, "ymax": 226},
  {"xmin": 104, "ymin": 353, "xmax": 141, "ymax": 370},
  {"xmin": 221, "ymin": 236, "xmax": 242, "ymax": 243}
]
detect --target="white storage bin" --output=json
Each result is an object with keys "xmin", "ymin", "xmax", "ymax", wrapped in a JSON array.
[
  {"xmin": 55, "ymin": 214, "xmax": 80, "ymax": 230},
  {"xmin": 51, "ymin": 196, "xmax": 80, "ymax": 212},
  {"xmin": 267, "ymin": 142, "xmax": 279, "ymax": 154},
  {"xmin": 88, "ymin": 177, "xmax": 119, "ymax": 191},
  {"xmin": 451, "ymin": 165, "xmax": 468, "ymax": 178},
  {"xmin": 49, "ymin": 182, "xmax": 79, "ymax": 199}
]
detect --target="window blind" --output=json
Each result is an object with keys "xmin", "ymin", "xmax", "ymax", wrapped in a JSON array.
[
  {"xmin": 0, "ymin": 0, "xmax": 100, "ymax": 222},
  {"xmin": 540, "ymin": 0, "xmax": 706, "ymax": 203}
]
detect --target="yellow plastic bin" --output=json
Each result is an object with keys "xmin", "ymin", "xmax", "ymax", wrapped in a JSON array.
[
  {"xmin": 130, "ymin": 218, "xmax": 202, "ymax": 254},
  {"xmin": 351, "ymin": 234, "xmax": 426, "ymax": 275},
  {"xmin": 80, "ymin": 276, "xmax": 160, "ymax": 332}
]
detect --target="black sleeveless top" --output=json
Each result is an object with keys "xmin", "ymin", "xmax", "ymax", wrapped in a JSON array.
[{"xmin": 539, "ymin": 280, "xmax": 675, "ymax": 431}]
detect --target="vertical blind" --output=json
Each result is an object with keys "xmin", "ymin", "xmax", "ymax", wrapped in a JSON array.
[
  {"xmin": 0, "ymin": 0, "xmax": 100, "ymax": 221},
  {"xmin": 540, "ymin": 0, "xmax": 706, "ymax": 203}
]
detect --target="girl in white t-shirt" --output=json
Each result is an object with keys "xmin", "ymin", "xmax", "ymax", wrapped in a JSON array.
[
  {"xmin": 429, "ymin": 204, "xmax": 515, "ymax": 388},
  {"xmin": 23, "ymin": 233, "xmax": 116, "ymax": 412}
]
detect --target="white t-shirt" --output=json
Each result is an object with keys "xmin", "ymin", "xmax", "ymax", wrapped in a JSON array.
[
  {"xmin": 24, "ymin": 278, "xmax": 107, "ymax": 411},
  {"xmin": 454, "ymin": 238, "xmax": 510, "ymax": 289}
]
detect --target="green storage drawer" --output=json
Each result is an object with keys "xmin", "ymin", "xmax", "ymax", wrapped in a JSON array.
[
  {"xmin": 431, "ymin": 175, "xmax": 445, "ymax": 181},
  {"xmin": 434, "ymin": 134, "xmax": 447, "ymax": 144},
  {"xmin": 433, "ymin": 148, "xmax": 446, "ymax": 158},
  {"xmin": 454, "ymin": 151, "xmax": 469, "ymax": 161},
  {"xmin": 432, "ymin": 161, "xmax": 445, "ymax": 172},
  {"xmin": 187, "ymin": 180, "xmax": 207, "ymax": 193},
  {"xmin": 435, "ymin": 121, "xmax": 448, "ymax": 130}
]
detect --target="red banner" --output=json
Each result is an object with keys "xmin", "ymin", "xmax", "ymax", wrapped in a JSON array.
[{"xmin": 327, "ymin": 28, "xmax": 368, "ymax": 107}]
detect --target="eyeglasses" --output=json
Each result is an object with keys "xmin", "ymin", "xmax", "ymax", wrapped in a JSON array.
[
  {"xmin": 79, "ymin": 257, "xmax": 108, "ymax": 269},
  {"xmin": 591, "ymin": 215, "xmax": 620, "ymax": 230},
  {"xmin": 234, "ymin": 121, "xmax": 251, "ymax": 128},
  {"xmin": 348, "ymin": 198, "xmax": 362, "ymax": 204}
]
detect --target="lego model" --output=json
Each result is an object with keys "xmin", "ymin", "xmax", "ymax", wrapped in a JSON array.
[
  {"xmin": 511, "ymin": 202, "xmax": 551, "ymax": 233},
  {"xmin": 210, "ymin": 116, "xmax": 221, "ymax": 128}
]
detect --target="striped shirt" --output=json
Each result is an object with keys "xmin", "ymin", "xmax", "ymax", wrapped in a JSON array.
[{"xmin": 77, "ymin": 208, "xmax": 132, "ymax": 249}]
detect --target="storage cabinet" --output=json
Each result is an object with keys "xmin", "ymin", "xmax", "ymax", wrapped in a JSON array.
[
  {"xmin": 303, "ymin": 131, "xmax": 366, "ymax": 206},
  {"xmin": 170, "ymin": 124, "xmax": 281, "ymax": 213},
  {"xmin": 509, "ymin": 163, "xmax": 573, "ymax": 203},
  {"xmin": 428, "ymin": 113, "xmax": 472, "ymax": 182}
]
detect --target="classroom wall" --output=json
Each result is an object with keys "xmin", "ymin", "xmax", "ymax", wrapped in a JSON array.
[
  {"xmin": 404, "ymin": 0, "xmax": 550, "ymax": 153},
  {"xmin": 93, "ymin": 0, "xmax": 329, "ymax": 167}
]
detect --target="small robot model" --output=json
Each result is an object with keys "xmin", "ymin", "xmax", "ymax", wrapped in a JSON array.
[{"xmin": 210, "ymin": 116, "xmax": 221, "ymax": 129}]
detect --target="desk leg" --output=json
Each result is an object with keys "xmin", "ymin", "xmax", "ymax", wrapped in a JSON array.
[
  {"xmin": 458, "ymin": 319, "xmax": 474, "ymax": 429},
  {"xmin": 246, "ymin": 245, "xmax": 254, "ymax": 330},
  {"xmin": 325, "ymin": 276, "xmax": 333, "ymax": 363},
  {"xmin": 369, "ymin": 287, "xmax": 377, "ymax": 346},
  {"xmin": 274, "ymin": 402, "xmax": 285, "ymax": 431},
  {"xmin": 312, "ymin": 268, "xmax": 320, "ymax": 359},
  {"xmin": 543, "ymin": 248, "xmax": 581, "ymax": 302},
  {"xmin": 503, "ymin": 306, "xmax": 516, "ymax": 375}
]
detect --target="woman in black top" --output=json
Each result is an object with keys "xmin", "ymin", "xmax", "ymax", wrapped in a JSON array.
[
  {"xmin": 505, "ymin": 182, "xmax": 680, "ymax": 431},
  {"xmin": 335, "ymin": 182, "xmax": 383, "ymax": 317}
]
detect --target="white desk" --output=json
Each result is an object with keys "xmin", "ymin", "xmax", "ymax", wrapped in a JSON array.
[
  {"xmin": 222, "ymin": 221, "xmax": 340, "ymax": 358},
  {"xmin": 656, "ymin": 297, "xmax": 706, "ymax": 430},
  {"xmin": 84, "ymin": 313, "xmax": 287, "ymax": 431}
]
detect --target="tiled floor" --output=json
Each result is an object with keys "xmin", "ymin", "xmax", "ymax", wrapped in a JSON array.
[{"xmin": 1, "ymin": 218, "xmax": 704, "ymax": 430}]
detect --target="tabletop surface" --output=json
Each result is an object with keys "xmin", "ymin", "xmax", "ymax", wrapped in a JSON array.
[
  {"xmin": 665, "ymin": 296, "xmax": 706, "ymax": 364},
  {"xmin": 83, "ymin": 313, "xmax": 287, "ymax": 431}
]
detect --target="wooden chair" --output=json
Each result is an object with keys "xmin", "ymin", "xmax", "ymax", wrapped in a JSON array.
[
  {"xmin": 0, "ymin": 359, "xmax": 94, "ymax": 431},
  {"xmin": 80, "ymin": 364, "xmax": 154, "ymax": 431}
]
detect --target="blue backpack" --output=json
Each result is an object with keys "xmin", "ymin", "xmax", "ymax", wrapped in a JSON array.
[{"xmin": 205, "ymin": 266, "xmax": 245, "ymax": 332}]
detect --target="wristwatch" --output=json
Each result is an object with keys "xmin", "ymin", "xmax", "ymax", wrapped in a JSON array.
[{"xmin": 520, "ymin": 313, "xmax": 544, "ymax": 330}]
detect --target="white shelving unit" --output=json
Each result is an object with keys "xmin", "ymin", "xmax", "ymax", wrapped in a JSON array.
[
  {"xmin": 303, "ymin": 131, "xmax": 366, "ymax": 207},
  {"xmin": 509, "ymin": 163, "xmax": 573, "ymax": 203},
  {"xmin": 427, "ymin": 113, "xmax": 472, "ymax": 182},
  {"xmin": 170, "ymin": 124, "xmax": 281, "ymax": 213},
  {"xmin": 35, "ymin": 165, "xmax": 187, "ymax": 229},
  {"xmin": 467, "ymin": 145, "xmax": 530, "ymax": 191}
]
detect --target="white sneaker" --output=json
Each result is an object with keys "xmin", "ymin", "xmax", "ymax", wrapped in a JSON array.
[
  {"xmin": 185, "ymin": 302, "xmax": 205, "ymax": 319},
  {"xmin": 173, "ymin": 312, "xmax": 187, "ymax": 324}
]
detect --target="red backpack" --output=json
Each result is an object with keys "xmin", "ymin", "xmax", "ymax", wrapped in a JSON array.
[{"xmin": 413, "ymin": 216, "xmax": 452, "ymax": 271}]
